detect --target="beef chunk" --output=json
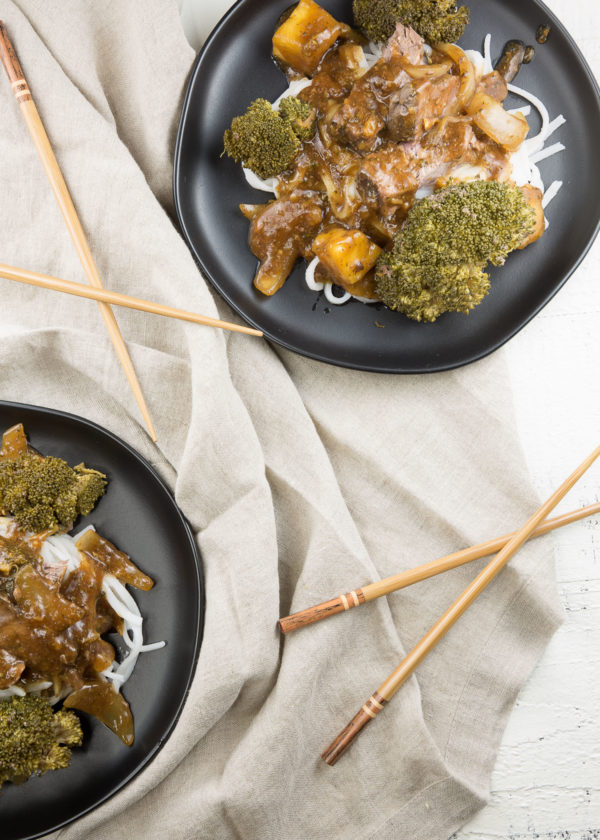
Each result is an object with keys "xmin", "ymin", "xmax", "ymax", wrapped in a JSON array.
[
  {"xmin": 329, "ymin": 56, "xmax": 410, "ymax": 153},
  {"xmin": 383, "ymin": 23, "xmax": 425, "ymax": 64},
  {"xmin": 358, "ymin": 146, "xmax": 420, "ymax": 209},
  {"xmin": 387, "ymin": 74, "xmax": 460, "ymax": 142},
  {"xmin": 358, "ymin": 119, "xmax": 476, "ymax": 210},
  {"xmin": 477, "ymin": 71, "xmax": 508, "ymax": 102}
]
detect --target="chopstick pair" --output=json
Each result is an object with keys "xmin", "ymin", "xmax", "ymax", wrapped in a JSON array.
[
  {"xmin": 279, "ymin": 446, "xmax": 600, "ymax": 764},
  {"xmin": 0, "ymin": 23, "xmax": 261, "ymax": 443},
  {"xmin": 0, "ymin": 263, "xmax": 263, "ymax": 338},
  {"xmin": 0, "ymin": 21, "xmax": 160, "ymax": 439}
]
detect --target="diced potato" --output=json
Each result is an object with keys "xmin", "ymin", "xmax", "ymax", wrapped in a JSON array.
[
  {"xmin": 312, "ymin": 228, "xmax": 382, "ymax": 286},
  {"xmin": 335, "ymin": 270, "xmax": 379, "ymax": 299},
  {"xmin": 518, "ymin": 184, "xmax": 545, "ymax": 249},
  {"xmin": 272, "ymin": 0, "xmax": 347, "ymax": 77}
]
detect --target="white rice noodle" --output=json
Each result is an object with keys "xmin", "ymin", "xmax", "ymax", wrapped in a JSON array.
[
  {"xmin": 324, "ymin": 284, "xmax": 352, "ymax": 305},
  {"xmin": 510, "ymin": 144, "xmax": 545, "ymax": 191},
  {"xmin": 101, "ymin": 574, "xmax": 165, "ymax": 690},
  {"xmin": 508, "ymin": 104, "xmax": 531, "ymax": 117},
  {"xmin": 1, "ymin": 529, "xmax": 164, "ymax": 699},
  {"xmin": 483, "ymin": 33, "xmax": 493, "ymax": 73},
  {"xmin": 305, "ymin": 259, "xmax": 375, "ymax": 305},
  {"xmin": 542, "ymin": 180, "xmax": 563, "ymax": 209},
  {"xmin": 508, "ymin": 81, "xmax": 551, "ymax": 153},
  {"xmin": 476, "ymin": 35, "xmax": 566, "ymax": 208},
  {"xmin": 102, "ymin": 574, "xmax": 143, "ymax": 627},
  {"xmin": 545, "ymin": 114, "xmax": 567, "ymax": 140},
  {"xmin": 305, "ymin": 256, "xmax": 324, "ymax": 291},
  {"xmin": 530, "ymin": 142, "xmax": 566, "ymax": 164}
]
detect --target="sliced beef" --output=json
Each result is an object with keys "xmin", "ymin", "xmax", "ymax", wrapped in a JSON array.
[
  {"xmin": 358, "ymin": 146, "xmax": 420, "ymax": 209},
  {"xmin": 317, "ymin": 43, "xmax": 371, "ymax": 89},
  {"xmin": 299, "ymin": 71, "xmax": 347, "ymax": 117},
  {"xmin": 383, "ymin": 22, "xmax": 425, "ymax": 64},
  {"xmin": 358, "ymin": 119, "xmax": 476, "ymax": 210},
  {"xmin": 328, "ymin": 55, "xmax": 411, "ymax": 153},
  {"xmin": 477, "ymin": 71, "xmax": 508, "ymax": 102},
  {"xmin": 420, "ymin": 117, "xmax": 475, "ymax": 158},
  {"xmin": 387, "ymin": 74, "xmax": 460, "ymax": 142}
]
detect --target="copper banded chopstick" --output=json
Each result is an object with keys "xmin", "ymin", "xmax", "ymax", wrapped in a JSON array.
[
  {"xmin": 0, "ymin": 264, "xmax": 263, "ymax": 337},
  {"xmin": 0, "ymin": 22, "xmax": 156, "ymax": 442},
  {"xmin": 279, "ymin": 501, "xmax": 600, "ymax": 634},
  {"xmin": 321, "ymin": 444, "xmax": 600, "ymax": 765}
]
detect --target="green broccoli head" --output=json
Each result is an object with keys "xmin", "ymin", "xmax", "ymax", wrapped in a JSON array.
[
  {"xmin": 353, "ymin": 0, "xmax": 469, "ymax": 45},
  {"xmin": 0, "ymin": 453, "xmax": 107, "ymax": 533},
  {"xmin": 73, "ymin": 466, "xmax": 108, "ymax": 518},
  {"xmin": 0, "ymin": 695, "xmax": 82, "ymax": 788},
  {"xmin": 278, "ymin": 96, "xmax": 317, "ymax": 141},
  {"xmin": 377, "ymin": 259, "xmax": 490, "ymax": 321},
  {"xmin": 223, "ymin": 98, "xmax": 301, "ymax": 179},
  {"xmin": 375, "ymin": 181, "xmax": 535, "ymax": 322}
]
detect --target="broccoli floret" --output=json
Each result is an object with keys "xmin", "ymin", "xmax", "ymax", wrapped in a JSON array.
[
  {"xmin": 0, "ymin": 695, "xmax": 82, "ymax": 788},
  {"xmin": 353, "ymin": 0, "xmax": 469, "ymax": 45},
  {"xmin": 278, "ymin": 96, "xmax": 317, "ymax": 141},
  {"xmin": 0, "ymin": 453, "xmax": 107, "ymax": 533},
  {"xmin": 73, "ymin": 465, "xmax": 108, "ymax": 518},
  {"xmin": 378, "ymin": 260, "xmax": 490, "ymax": 321},
  {"xmin": 375, "ymin": 181, "xmax": 535, "ymax": 322},
  {"xmin": 223, "ymin": 98, "xmax": 301, "ymax": 179}
]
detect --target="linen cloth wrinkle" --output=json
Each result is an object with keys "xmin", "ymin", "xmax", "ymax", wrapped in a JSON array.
[{"xmin": 0, "ymin": 2, "xmax": 563, "ymax": 839}]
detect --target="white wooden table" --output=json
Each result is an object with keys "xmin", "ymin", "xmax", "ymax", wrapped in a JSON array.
[
  {"xmin": 189, "ymin": 1, "xmax": 600, "ymax": 835},
  {"xmin": 456, "ymin": 2, "xmax": 600, "ymax": 836}
]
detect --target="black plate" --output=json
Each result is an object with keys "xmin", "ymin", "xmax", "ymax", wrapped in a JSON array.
[
  {"xmin": 174, "ymin": 0, "xmax": 600, "ymax": 372},
  {"xmin": 0, "ymin": 402, "xmax": 204, "ymax": 840}
]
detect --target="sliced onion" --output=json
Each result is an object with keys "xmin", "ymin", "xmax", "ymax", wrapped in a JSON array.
[
  {"xmin": 402, "ymin": 58, "xmax": 452, "ymax": 80},
  {"xmin": 467, "ymin": 91, "xmax": 529, "ymax": 151},
  {"xmin": 435, "ymin": 43, "xmax": 476, "ymax": 109},
  {"xmin": 474, "ymin": 102, "xmax": 529, "ymax": 151}
]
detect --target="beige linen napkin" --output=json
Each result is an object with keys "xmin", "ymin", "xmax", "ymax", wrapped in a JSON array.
[{"xmin": 0, "ymin": 2, "xmax": 563, "ymax": 838}]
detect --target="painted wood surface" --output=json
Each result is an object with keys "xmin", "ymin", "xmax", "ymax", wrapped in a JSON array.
[{"xmin": 454, "ymin": 2, "xmax": 600, "ymax": 833}]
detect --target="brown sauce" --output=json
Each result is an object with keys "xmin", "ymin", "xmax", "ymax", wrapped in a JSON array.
[
  {"xmin": 247, "ymin": 35, "xmax": 514, "ymax": 292},
  {"xmin": 536, "ymin": 24, "xmax": 551, "ymax": 44},
  {"xmin": 0, "ymin": 522, "xmax": 152, "ymax": 744}
]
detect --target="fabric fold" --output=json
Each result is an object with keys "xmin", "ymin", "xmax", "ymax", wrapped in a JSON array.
[{"xmin": 0, "ymin": 2, "xmax": 563, "ymax": 839}]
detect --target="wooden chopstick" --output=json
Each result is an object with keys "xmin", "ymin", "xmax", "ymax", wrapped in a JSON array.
[
  {"xmin": 0, "ymin": 22, "xmax": 157, "ymax": 442},
  {"xmin": 279, "ymin": 501, "xmax": 600, "ymax": 633},
  {"xmin": 321, "ymin": 444, "xmax": 600, "ymax": 765},
  {"xmin": 0, "ymin": 263, "xmax": 263, "ymax": 337}
]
